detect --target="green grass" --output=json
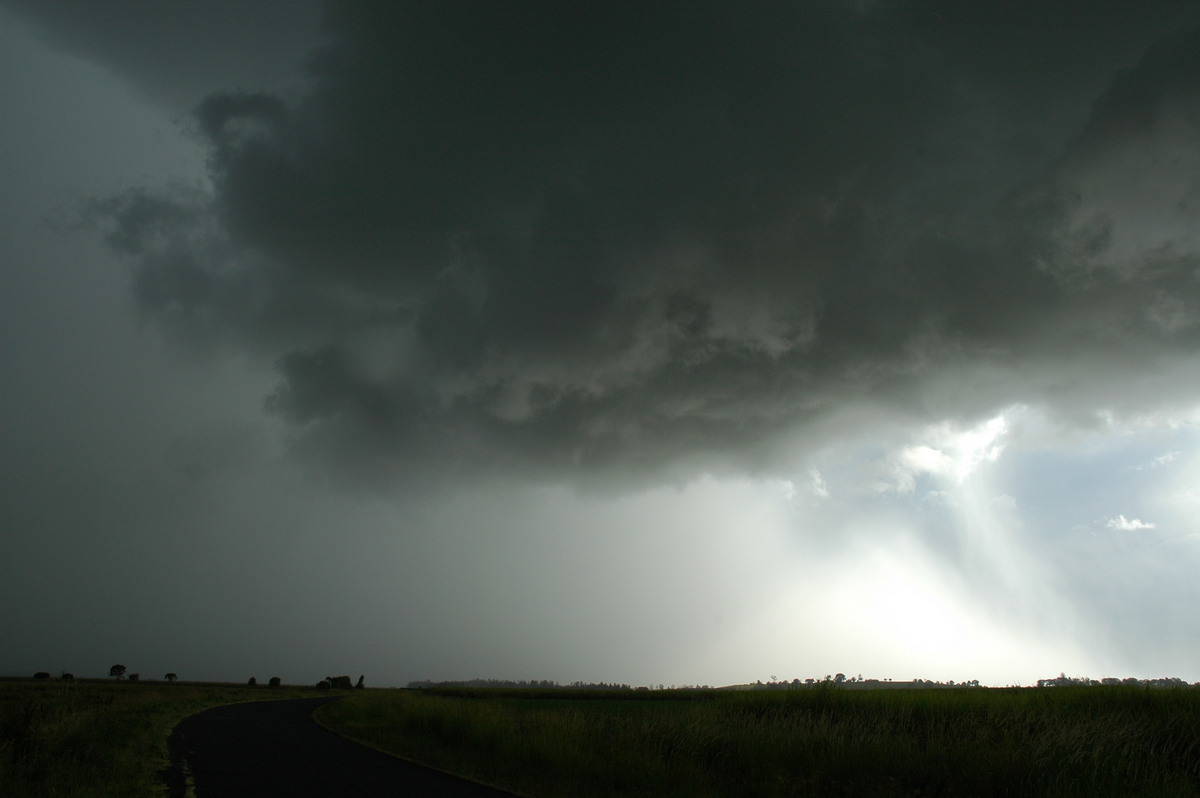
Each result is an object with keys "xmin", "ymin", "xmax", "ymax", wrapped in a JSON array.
[
  {"xmin": 316, "ymin": 685, "xmax": 1200, "ymax": 797},
  {"xmin": 6, "ymin": 678, "xmax": 1197, "ymax": 797},
  {"xmin": 0, "ymin": 678, "xmax": 321, "ymax": 798}
]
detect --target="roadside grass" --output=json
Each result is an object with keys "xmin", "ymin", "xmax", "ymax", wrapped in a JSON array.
[
  {"xmin": 0, "ymin": 678, "xmax": 320, "ymax": 798},
  {"xmin": 316, "ymin": 685, "xmax": 1200, "ymax": 797}
]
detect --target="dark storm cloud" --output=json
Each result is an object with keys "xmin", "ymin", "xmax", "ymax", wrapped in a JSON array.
[
  {"xmin": 94, "ymin": 1, "xmax": 1200, "ymax": 483},
  {"xmin": 0, "ymin": 0, "xmax": 322, "ymax": 108}
]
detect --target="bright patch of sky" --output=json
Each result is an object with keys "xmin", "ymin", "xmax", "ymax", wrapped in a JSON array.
[{"xmin": 732, "ymin": 403, "xmax": 1200, "ymax": 683}]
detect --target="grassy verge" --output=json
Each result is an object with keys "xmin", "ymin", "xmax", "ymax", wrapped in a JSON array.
[
  {"xmin": 316, "ymin": 685, "xmax": 1200, "ymax": 797},
  {"xmin": 0, "ymin": 679, "xmax": 320, "ymax": 798}
]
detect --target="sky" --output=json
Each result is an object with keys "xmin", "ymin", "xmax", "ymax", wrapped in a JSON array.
[{"xmin": 3, "ymin": 1, "xmax": 1200, "ymax": 689}]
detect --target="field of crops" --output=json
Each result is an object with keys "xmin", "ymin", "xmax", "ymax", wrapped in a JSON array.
[
  {"xmin": 5, "ymin": 678, "xmax": 1200, "ymax": 797},
  {"xmin": 316, "ymin": 684, "xmax": 1200, "ymax": 797}
]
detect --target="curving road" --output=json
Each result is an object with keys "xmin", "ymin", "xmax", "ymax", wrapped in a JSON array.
[{"xmin": 164, "ymin": 696, "xmax": 520, "ymax": 797}]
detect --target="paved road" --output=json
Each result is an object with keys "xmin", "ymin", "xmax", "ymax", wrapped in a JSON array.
[{"xmin": 164, "ymin": 696, "xmax": 520, "ymax": 797}]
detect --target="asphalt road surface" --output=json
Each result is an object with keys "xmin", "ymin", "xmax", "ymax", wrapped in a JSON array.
[{"xmin": 164, "ymin": 696, "xmax": 520, "ymax": 797}]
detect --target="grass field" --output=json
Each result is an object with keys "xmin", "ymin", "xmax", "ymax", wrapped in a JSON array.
[
  {"xmin": 5, "ymin": 678, "xmax": 1200, "ymax": 796},
  {"xmin": 0, "ymin": 678, "xmax": 321, "ymax": 798},
  {"xmin": 315, "ymin": 684, "xmax": 1200, "ymax": 797}
]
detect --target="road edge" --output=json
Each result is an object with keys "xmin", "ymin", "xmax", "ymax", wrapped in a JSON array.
[{"xmin": 310, "ymin": 696, "xmax": 529, "ymax": 798}]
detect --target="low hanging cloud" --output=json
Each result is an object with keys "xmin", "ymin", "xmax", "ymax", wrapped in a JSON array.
[{"xmin": 92, "ymin": 1, "xmax": 1200, "ymax": 486}]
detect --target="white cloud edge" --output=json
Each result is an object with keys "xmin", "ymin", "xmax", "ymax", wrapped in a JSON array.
[{"xmin": 1106, "ymin": 514, "xmax": 1156, "ymax": 531}]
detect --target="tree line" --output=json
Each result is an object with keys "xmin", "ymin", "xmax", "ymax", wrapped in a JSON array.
[{"xmin": 408, "ymin": 678, "xmax": 637, "ymax": 690}]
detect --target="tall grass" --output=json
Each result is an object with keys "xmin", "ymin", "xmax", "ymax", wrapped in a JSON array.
[
  {"xmin": 0, "ymin": 679, "xmax": 319, "ymax": 798},
  {"xmin": 316, "ymin": 685, "xmax": 1200, "ymax": 797}
]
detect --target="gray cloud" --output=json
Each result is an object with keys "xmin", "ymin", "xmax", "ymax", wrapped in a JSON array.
[
  {"xmin": 0, "ymin": 0, "xmax": 322, "ymax": 109},
  {"xmin": 91, "ymin": 1, "xmax": 1200, "ymax": 485}
]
